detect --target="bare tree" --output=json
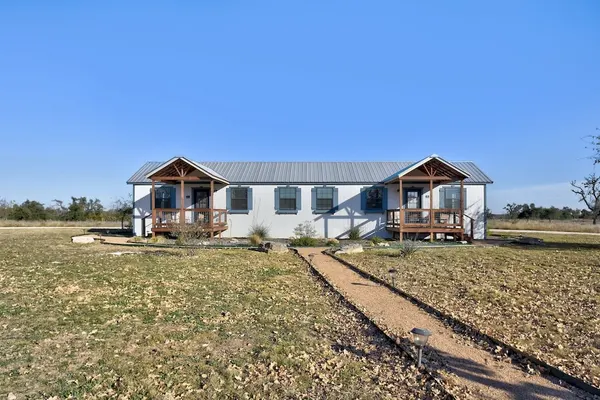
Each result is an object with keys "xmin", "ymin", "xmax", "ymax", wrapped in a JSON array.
[{"xmin": 571, "ymin": 173, "xmax": 600, "ymax": 224}]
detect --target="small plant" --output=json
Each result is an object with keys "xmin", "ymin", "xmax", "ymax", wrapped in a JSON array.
[
  {"xmin": 290, "ymin": 236, "xmax": 318, "ymax": 247},
  {"xmin": 248, "ymin": 222, "xmax": 270, "ymax": 241},
  {"xmin": 129, "ymin": 236, "xmax": 145, "ymax": 243},
  {"xmin": 348, "ymin": 226, "xmax": 361, "ymax": 240},
  {"xmin": 294, "ymin": 221, "xmax": 318, "ymax": 238},
  {"xmin": 249, "ymin": 233, "xmax": 262, "ymax": 246},
  {"xmin": 371, "ymin": 236, "xmax": 384, "ymax": 245},
  {"xmin": 149, "ymin": 235, "xmax": 166, "ymax": 244},
  {"xmin": 400, "ymin": 238, "xmax": 419, "ymax": 258},
  {"xmin": 169, "ymin": 221, "xmax": 206, "ymax": 245},
  {"xmin": 326, "ymin": 238, "xmax": 339, "ymax": 247}
]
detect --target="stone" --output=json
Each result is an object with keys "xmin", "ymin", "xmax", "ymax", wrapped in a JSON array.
[
  {"xmin": 334, "ymin": 243, "xmax": 364, "ymax": 254},
  {"xmin": 512, "ymin": 236, "xmax": 544, "ymax": 245},
  {"xmin": 72, "ymin": 236, "xmax": 95, "ymax": 244},
  {"xmin": 259, "ymin": 241, "xmax": 288, "ymax": 253},
  {"xmin": 376, "ymin": 242, "xmax": 390, "ymax": 247},
  {"xmin": 230, "ymin": 238, "xmax": 239, "ymax": 243}
]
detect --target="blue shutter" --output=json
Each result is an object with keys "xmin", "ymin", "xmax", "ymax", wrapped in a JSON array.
[
  {"xmin": 382, "ymin": 187, "xmax": 388, "ymax": 211},
  {"xmin": 333, "ymin": 187, "xmax": 339, "ymax": 212},
  {"xmin": 311, "ymin": 188, "xmax": 317, "ymax": 210},
  {"xmin": 439, "ymin": 187, "xmax": 446, "ymax": 208},
  {"xmin": 296, "ymin": 187, "xmax": 302, "ymax": 211},
  {"xmin": 361, "ymin": 187, "xmax": 367, "ymax": 211},
  {"xmin": 226, "ymin": 188, "xmax": 231, "ymax": 210},
  {"xmin": 463, "ymin": 188, "xmax": 467, "ymax": 210},
  {"xmin": 169, "ymin": 186, "xmax": 176, "ymax": 208},
  {"xmin": 247, "ymin": 188, "xmax": 253, "ymax": 211},
  {"xmin": 274, "ymin": 188, "xmax": 280, "ymax": 211}
]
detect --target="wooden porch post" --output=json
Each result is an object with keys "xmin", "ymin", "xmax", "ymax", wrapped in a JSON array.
[
  {"xmin": 151, "ymin": 179, "xmax": 156, "ymax": 238},
  {"xmin": 460, "ymin": 179, "xmax": 465, "ymax": 241},
  {"xmin": 209, "ymin": 180, "xmax": 214, "ymax": 239},
  {"xmin": 180, "ymin": 179, "xmax": 185, "ymax": 226},
  {"xmin": 398, "ymin": 178, "xmax": 403, "ymax": 242},
  {"xmin": 429, "ymin": 178, "xmax": 434, "ymax": 242}
]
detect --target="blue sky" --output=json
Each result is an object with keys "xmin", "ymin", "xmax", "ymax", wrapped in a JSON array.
[{"xmin": 0, "ymin": 1, "xmax": 598, "ymax": 212}]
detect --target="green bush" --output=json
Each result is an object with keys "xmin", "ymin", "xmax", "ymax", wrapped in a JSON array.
[
  {"xmin": 326, "ymin": 238, "xmax": 339, "ymax": 247},
  {"xmin": 371, "ymin": 236, "xmax": 384, "ymax": 245},
  {"xmin": 290, "ymin": 236, "xmax": 318, "ymax": 247},
  {"xmin": 293, "ymin": 221, "xmax": 317, "ymax": 238},
  {"xmin": 348, "ymin": 226, "xmax": 361, "ymax": 240},
  {"xmin": 248, "ymin": 223, "xmax": 270, "ymax": 241},
  {"xmin": 400, "ymin": 239, "xmax": 419, "ymax": 258}
]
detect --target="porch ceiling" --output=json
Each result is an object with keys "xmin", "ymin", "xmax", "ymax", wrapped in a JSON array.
[
  {"xmin": 146, "ymin": 157, "xmax": 229, "ymax": 184},
  {"xmin": 383, "ymin": 154, "xmax": 469, "ymax": 183}
]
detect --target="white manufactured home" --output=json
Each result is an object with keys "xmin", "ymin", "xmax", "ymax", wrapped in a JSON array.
[{"xmin": 127, "ymin": 155, "xmax": 493, "ymax": 240}]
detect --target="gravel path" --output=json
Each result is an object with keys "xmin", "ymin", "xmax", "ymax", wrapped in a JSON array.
[{"xmin": 297, "ymin": 248, "xmax": 580, "ymax": 400}]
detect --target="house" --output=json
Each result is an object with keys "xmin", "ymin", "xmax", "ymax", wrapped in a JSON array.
[{"xmin": 127, "ymin": 154, "xmax": 493, "ymax": 241}]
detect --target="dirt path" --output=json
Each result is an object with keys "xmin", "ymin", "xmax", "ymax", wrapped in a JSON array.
[
  {"xmin": 491, "ymin": 229, "xmax": 600, "ymax": 236},
  {"xmin": 297, "ymin": 248, "xmax": 580, "ymax": 400}
]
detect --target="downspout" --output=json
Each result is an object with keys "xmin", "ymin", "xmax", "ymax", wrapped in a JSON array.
[{"xmin": 483, "ymin": 184, "xmax": 488, "ymax": 239}]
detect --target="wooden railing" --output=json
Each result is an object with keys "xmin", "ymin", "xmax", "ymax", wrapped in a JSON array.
[
  {"xmin": 153, "ymin": 208, "xmax": 228, "ymax": 230},
  {"xmin": 386, "ymin": 209, "xmax": 463, "ymax": 229}
]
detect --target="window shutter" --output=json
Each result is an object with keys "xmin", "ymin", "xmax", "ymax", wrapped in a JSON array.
[
  {"xmin": 382, "ymin": 187, "xmax": 388, "ymax": 211},
  {"xmin": 463, "ymin": 188, "xmax": 467, "ymax": 210},
  {"xmin": 439, "ymin": 187, "xmax": 446, "ymax": 209},
  {"xmin": 247, "ymin": 188, "xmax": 253, "ymax": 211},
  {"xmin": 311, "ymin": 188, "xmax": 317, "ymax": 210},
  {"xmin": 333, "ymin": 187, "xmax": 339, "ymax": 212},
  {"xmin": 296, "ymin": 187, "xmax": 302, "ymax": 210},
  {"xmin": 360, "ymin": 187, "xmax": 367, "ymax": 211},
  {"xmin": 170, "ymin": 186, "xmax": 176, "ymax": 208},
  {"xmin": 274, "ymin": 188, "xmax": 280, "ymax": 211},
  {"xmin": 226, "ymin": 188, "xmax": 231, "ymax": 210}
]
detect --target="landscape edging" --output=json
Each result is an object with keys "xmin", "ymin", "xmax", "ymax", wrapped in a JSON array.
[
  {"xmin": 326, "ymin": 251, "xmax": 600, "ymax": 396},
  {"xmin": 290, "ymin": 248, "xmax": 457, "ymax": 400}
]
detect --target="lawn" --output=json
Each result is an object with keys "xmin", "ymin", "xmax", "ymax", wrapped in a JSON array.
[
  {"xmin": 341, "ymin": 234, "xmax": 600, "ymax": 388},
  {"xmin": 489, "ymin": 218, "xmax": 600, "ymax": 233},
  {"xmin": 0, "ymin": 230, "xmax": 444, "ymax": 399}
]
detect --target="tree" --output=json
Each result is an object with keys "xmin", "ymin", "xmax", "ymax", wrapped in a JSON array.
[
  {"xmin": 571, "ymin": 173, "xmax": 600, "ymax": 224},
  {"xmin": 503, "ymin": 203, "xmax": 522, "ymax": 219},
  {"xmin": 111, "ymin": 196, "xmax": 133, "ymax": 229},
  {"xmin": 0, "ymin": 198, "xmax": 15, "ymax": 220},
  {"xmin": 9, "ymin": 200, "xmax": 48, "ymax": 220}
]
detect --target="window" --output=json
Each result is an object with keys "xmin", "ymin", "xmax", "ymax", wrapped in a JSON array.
[
  {"xmin": 312, "ymin": 187, "xmax": 338, "ymax": 213},
  {"xmin": 275, "ymin": 187, "xmax": 301, "ymax": 213},
  {"xmin": 226, "ymin": 187, "xmax": 253, "ymax": 213},
  {"xmin": 440, "ymin": 187, "xmax": 467, "ymax": 209},
  {"xmin": 279, "ymin": 187, "xmax": 297, "ymax": 210},
  {"xmin": 154, "ymin": 186, "xmax": 175, "ymax": 209},
  {"xmin": 361, "ymin": 186, "xmax": 387, "ymax": 213},
  {"xmin": 231, "ymin": 188, "xmax": 248, "ymax": 210}
]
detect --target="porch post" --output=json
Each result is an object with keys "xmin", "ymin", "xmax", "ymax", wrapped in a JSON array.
[
  {"xmin": 429, "ymin": 178, "xmax": 434, "ymax": 242},
  {"xmin": 209, "ymin": 179, "xmax": 214, "ymax": 239},
  {"xmin": 180, "ymin": 179, "xmax": 185, "ymax": 226},
  {"xmin": 398, "ymin": 177, "xmax": 403, "ymax": 242},
  {"xmin": 460, "ymin": 179, "xmax": 465, "ymax": 241},
  {"xmin": 151, "ymin": 178, "xmax": 156, "ymax": 238}
]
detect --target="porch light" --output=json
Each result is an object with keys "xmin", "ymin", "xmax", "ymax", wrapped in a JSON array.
[
  {"xmin": 410, "ymin": 327, "xmax": 432, "ymax": 367},
  {"xmin": 388, "ymin": 268, "xmax": 398, "ymax": 287}
]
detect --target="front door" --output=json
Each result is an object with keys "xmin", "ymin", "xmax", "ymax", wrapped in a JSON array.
[
  {"xmin": 403, "ymin": 189, "xmax": 421, "ymax": 209},
  {"xmin": 192, "ymin": 188, "xmax": 210, "ymax": 223}
]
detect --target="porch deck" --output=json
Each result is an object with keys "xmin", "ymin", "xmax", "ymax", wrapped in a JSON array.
[
  {"xmin": 152, "ymin": 208, "xmax": 228, "ymax": 237},
  {"xmin": 386, "ymin": 209, "xmax": 474, "ymax": 240}
]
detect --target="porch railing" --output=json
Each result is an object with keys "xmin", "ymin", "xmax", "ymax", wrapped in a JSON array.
[
  {"xmin": 153, "ymin": 208, "xmax": 228, "ymax": 230},
  {"xmin": 385, "ymin": 208, "xmax": 463, "ymax": 229}
]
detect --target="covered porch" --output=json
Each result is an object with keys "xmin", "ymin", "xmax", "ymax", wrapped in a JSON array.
[
  {"xmin": 147, "ymin": 157, "xmax": 229, "ymax": 238},
  {"xmin": 383, "ymin": 155, "xmax": 473, "ymax": 241}
]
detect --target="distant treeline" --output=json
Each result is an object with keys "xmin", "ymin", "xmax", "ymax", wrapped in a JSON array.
[
  {"xmin": 0, "ymin": 197, "xmax": 132, "ymax": 227},
  {"xmin": 495, "ymin": 203, "xmax": 593, "ymax": 220}
]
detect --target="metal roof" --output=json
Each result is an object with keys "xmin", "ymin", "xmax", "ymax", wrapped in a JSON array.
[{"xmin": 127, "ymin": 161, "xmax": 493, "ymax": 185}]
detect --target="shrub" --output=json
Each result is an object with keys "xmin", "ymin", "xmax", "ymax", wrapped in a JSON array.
[
  {"xmin": 326, "ymin": 238, "xmax": 339, "ymax": 247},
  {"xmin": 294, "ymin": 221, "xmax": 317, "ymax": 238},
  {"xmin": 371, "ymin": 236, "xmax": 384, "ymax": 245},
  {"xmin": 248, "ymin": 222, "xmax": 270, "ymax": 241},
  {"xmin": 290, "ymin": 236, "xmax": 318, "ymax": 247},
  {"xmin": 348, "ymin": 226, "xmax": 361, "ymax": 240},
  {"xmin": 169, "ymin": 221, "xmax": 206, "ymax": 245},
  {"xmin": 400, "ymin": 239, "xmax": 419, "ymax": 258},
  {"xmin": 149, "ymin": 236, "xmax": 166, "ymax": 244},
  {"xmin": 249, "ymin": 233, "xmax": 262, "ymax": 246}
]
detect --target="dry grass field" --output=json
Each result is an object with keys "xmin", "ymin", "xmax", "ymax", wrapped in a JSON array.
[
  {"xmin": 0, "ymin": 220, "xmax": 121, "ymax": 228},
  {"xmin": 0, "ymin": 230, "xmax": 444, "ymax": 399},
  {"xmin": 342, "ymin": 234, "xmax": 600, "ymax": 388},
  {"xmin": 489, "ymin": 219, "xmax": 600, "ymax": 233}
]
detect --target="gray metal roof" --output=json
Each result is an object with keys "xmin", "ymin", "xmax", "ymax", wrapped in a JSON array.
[{"xmin": 127, "ymin": 161, "xmax": 493, "ymax": 185}]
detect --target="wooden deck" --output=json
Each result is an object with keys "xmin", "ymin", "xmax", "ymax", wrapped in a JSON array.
[
  {"xmin": 386, "ymin": 209, "xmax": 472, "ymax": 241},
  {"xmin": 152, "ymin": 208, "xmax": 228, "ymax": 237}
]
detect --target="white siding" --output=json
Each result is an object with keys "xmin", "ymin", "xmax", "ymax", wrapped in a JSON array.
[{"xmin": 133, "ymin": 182, "xmax": 487, "ymax": 240}]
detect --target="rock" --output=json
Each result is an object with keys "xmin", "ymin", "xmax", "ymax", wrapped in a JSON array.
[
  {"xmin": 335, "ymin": 243, "xmax": 364, "ymax": 254},
  {"xmin": 230, "ymin": 238, "xmax": 239, "ymax": 243},
  {"xmin": 376, "ymin": 242, "xmax": 390, "ymax": 247},
  {"xmin": 72, "ymin": 236, "xmax": 95, "ymax": 244},
  {"xmin": 200, "ymin": 241, "xmax": 211, "ymax": 246},
  {"xmin": 259, "ymin": 241, "xmax": 288, "ymax": 253},
  {"xmin": 8, "ymin": 393, "xmax": 16, "ymax": 400},
  {"xmin": 512, "ymin": 236, "xmax": 544, "ymax": 245}
]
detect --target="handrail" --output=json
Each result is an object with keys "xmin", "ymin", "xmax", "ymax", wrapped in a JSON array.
[{"xmin": 464, "ymin": 214, "xmax": 475, "ymax": 238}]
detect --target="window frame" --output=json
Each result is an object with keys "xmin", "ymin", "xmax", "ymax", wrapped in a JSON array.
[
  {"xmin": 312, "ymin": 186, "xmax": 338, "ymax": 214},
  {"xmin": 226, "ymin": 186, "xmax": 253, "ymax": 214},
  {"xmin": 361, "ymin": 186, "xmax": 387, "ymax": 214},
  {"xmin": 275, "ymin": 186, "xmax": 301, "ymax": 214}
]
